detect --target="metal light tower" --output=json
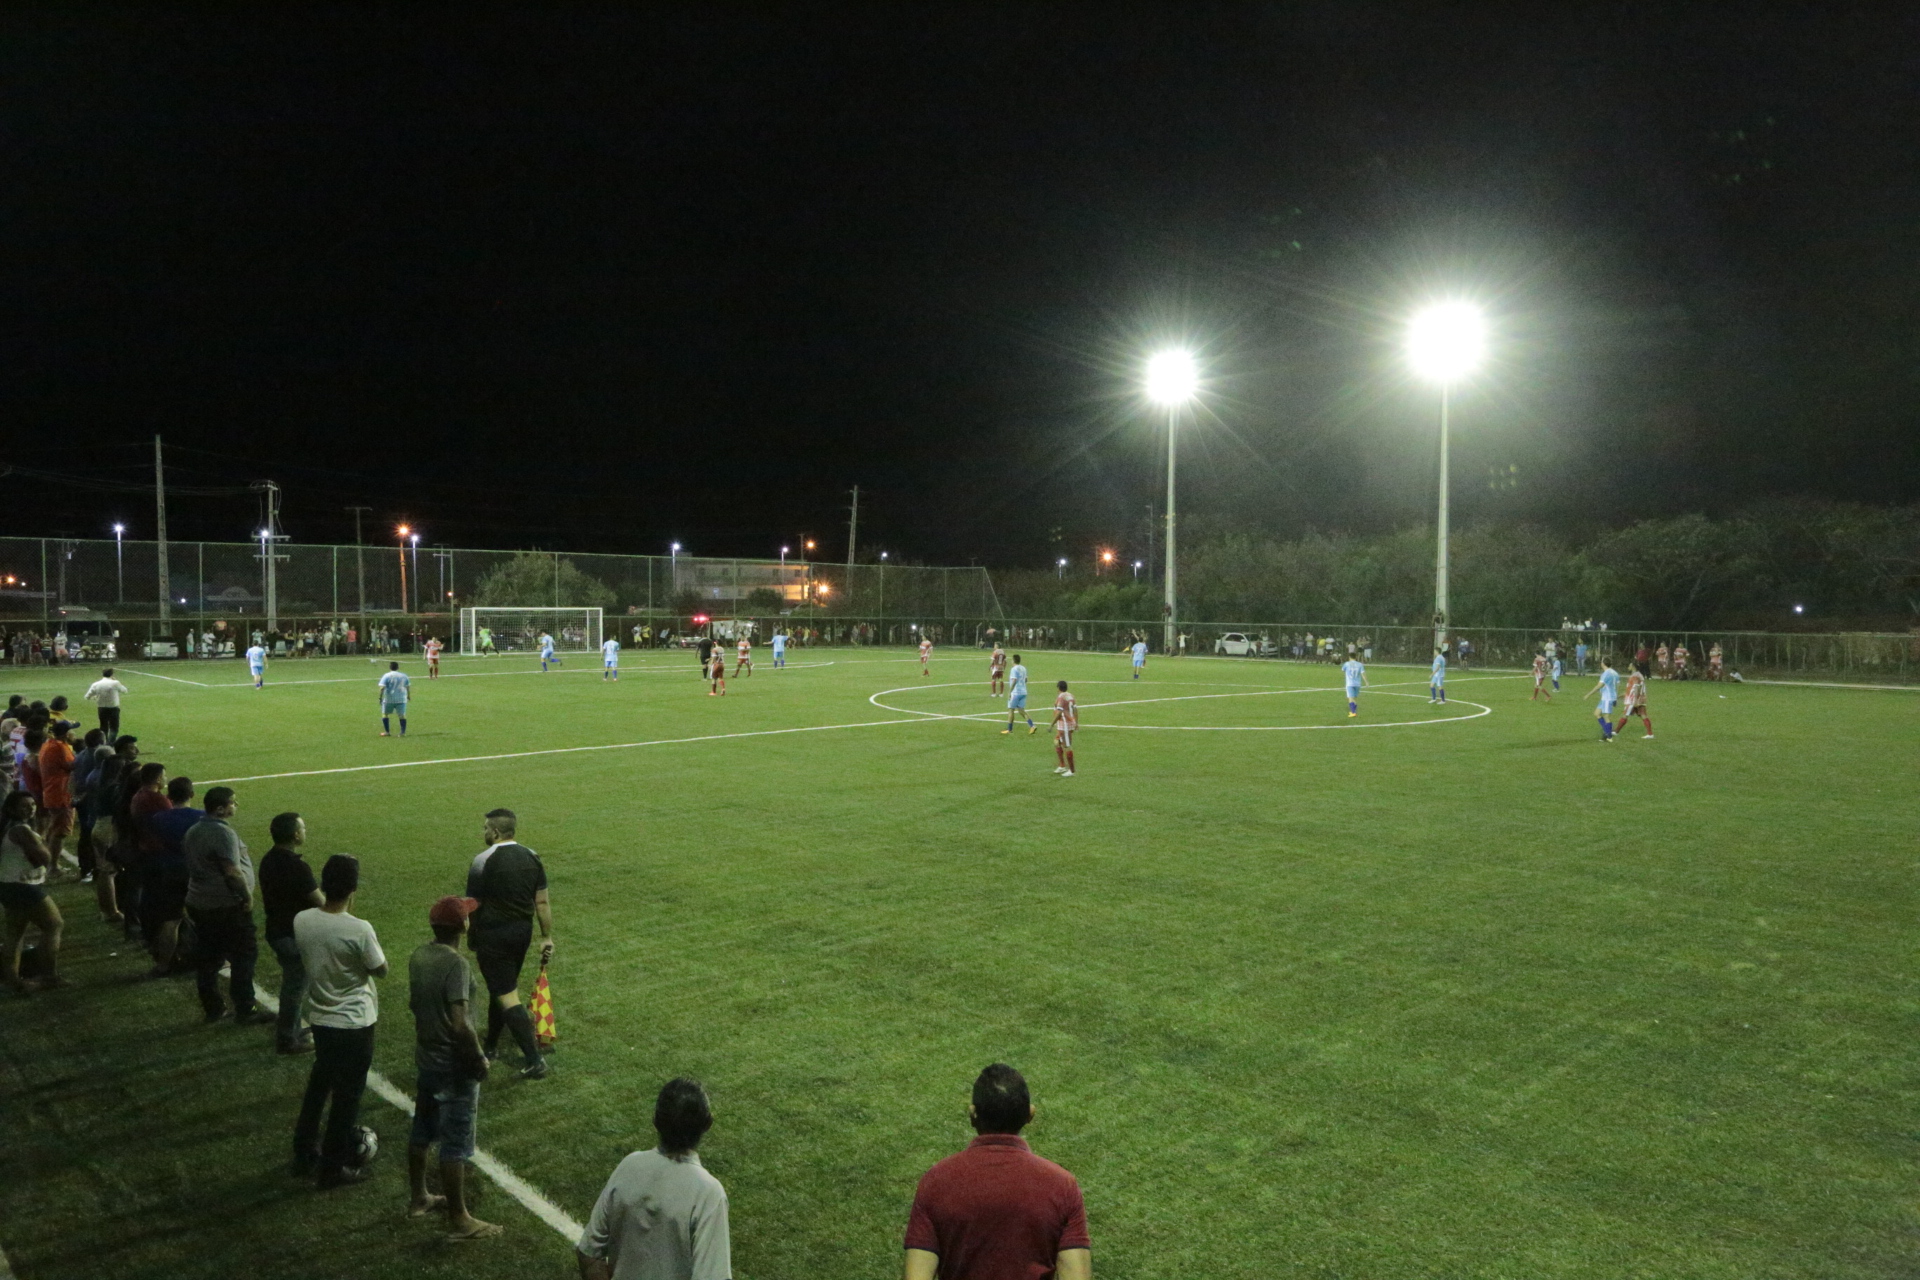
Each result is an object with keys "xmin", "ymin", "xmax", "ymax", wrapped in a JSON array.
[
  {"xmin": 112, "ymin": 523, "xmax": 126, "ymax": 603},
  {"xmin": 1407, "ymin": 302, "xmax": 1486, "ymax": 657},
  {"xmin": 1145, "ymin": 349, "xmax": 1198, "ymax": 655}
]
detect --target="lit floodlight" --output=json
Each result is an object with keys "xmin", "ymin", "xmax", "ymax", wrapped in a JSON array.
[
  {"xmin": 113, "ymin": 523, "xmax": 125, "ymax": 534},
  {"xmin": 1407, "ymin": 302, "xmax": 1485, "ymax": 382},
  {"xmin": 1145, "ymin": 349, "xmax": 1198, "ymax": 405}
]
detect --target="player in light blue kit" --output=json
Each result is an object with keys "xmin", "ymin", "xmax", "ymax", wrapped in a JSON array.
[
  {"xmin": 1000, "ymin": 654, "xmax": 1037, "ymax": 735},
  {"xmin": 1550, "ymin": 654, "xmax": 1563, "ymax": 692},
  {"xmin": 1342, "ymin": 655, "xmax": 1367, "ymax": 718},
  {"xmin": 1585, "ymin": 657, "xmax": 1619, "ymax": 741},
  {"xmin": 1429, "ymin": 649, "xmax": 1447, "ymax": 704},
  {"xmin": 377, "ymin": 660, "xmax": 410, "ymax": 736},
  {"xmin": 600, "ymin": 636, "xmax": 620, "ymax": 681},
  {"xmin": 538, "ymin": 631, "xmax": 560, "ymax": 672},
  {"xmin": 246, "ymin": 642, "xmax": 268, "ymax": 689},
  {"xmin": 771, "ymin": 630, "xmax": 787, "ymax": 668},
  {"xmin": 1128, "ymin": 638, "xmax": 1148, "ymax": 679}
]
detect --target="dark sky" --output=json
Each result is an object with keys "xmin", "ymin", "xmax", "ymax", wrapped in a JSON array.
[{"xmin": 5, "ymin": 4, "xmax": 1915, "ymax": 567}]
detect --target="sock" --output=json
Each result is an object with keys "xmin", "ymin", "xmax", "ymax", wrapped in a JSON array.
[
  {"xmin": 505, "ymin": 1003, "xmax": 540, "ymax": 1063},
  {"xmin": 382, "ymin": 716, "xmax": 390, "ymax": 733},
  {"xmin": 1641, "ymin": 716, "xmax": 1653, "ymax": 734},
  {"xmin": 398, "ymin": 717, "xmax": 406, "ymax": 734},
  {"xmin": 1348, "ymin": 700, "xmax": 1356, "ymax": 713},
  {"xmin": 485, "ymin": 1003, "xmax": 504, "ymax": 1055}
]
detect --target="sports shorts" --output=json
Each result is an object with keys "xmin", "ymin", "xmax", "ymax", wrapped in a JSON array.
[
  {"xmin": 381, "ymin": 701, "xmax": 407, "ymax": 717},
  {"xmin": 604, "ymin": 658, "xmax": 618, "ymax": 668},
  {"xmin": 1055, "ymin": 726, "xmax": 1073, "ymax": 748},
  {"xmin": 471, "ymin": 921, "xmax": 532, "ymax": 996},
  {"xmin": 1598, "ymin": 695, "xmax": 1617, "ymax": 714},
  {"xmin": 1008, "ymin": 691, "xmax": 1027, "ymax": 710},
  {"xmin": 410, "ymin": 1070, "xmax": 481, "ymax": 1162}
]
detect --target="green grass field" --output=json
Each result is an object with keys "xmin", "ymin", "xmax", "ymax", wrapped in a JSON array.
[{"xmin": 2, "ymin": 646, "xmax": 1914, "ymax": 1280}]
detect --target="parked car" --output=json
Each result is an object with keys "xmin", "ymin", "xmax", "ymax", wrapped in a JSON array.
[{"xmin": 1215, "ymin": 632, "xmax": 1277, "ymax": 657}]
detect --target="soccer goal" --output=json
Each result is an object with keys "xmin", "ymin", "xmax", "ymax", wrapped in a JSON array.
[{"xmin": 459, "ymin": 607, "xmax": 604, "ymax": 656}]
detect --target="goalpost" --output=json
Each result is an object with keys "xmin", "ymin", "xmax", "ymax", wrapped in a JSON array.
[{"xmin": 459, "ymin": 607, "xmax": 604, "ymax": 656}]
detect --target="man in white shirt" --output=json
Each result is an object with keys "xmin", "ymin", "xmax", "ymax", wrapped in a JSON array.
[
  {"xmin": 577, "ymin": 1078, "xmax": 731, "ymax": 1280},
  {"xmin": 602, "ymin": 636, "xmax": 621, "ymax": 681},
  {"xmin": 293, "ymin": 854, "xmax": 389, "ymax": 1187},
  {"xmin": 84, "ymin": 668, "xmax": 129, "ymax": 741}
]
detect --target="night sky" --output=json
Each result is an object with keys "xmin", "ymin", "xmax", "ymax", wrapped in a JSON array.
[{"xmin": 6, "ymin": 5, "xmax": 1915, "ymax": 566}]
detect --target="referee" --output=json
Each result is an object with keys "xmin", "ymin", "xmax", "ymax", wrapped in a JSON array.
[{"xmin": 464, "ymin": 808, "xmax": 553, "ymax": 1080}]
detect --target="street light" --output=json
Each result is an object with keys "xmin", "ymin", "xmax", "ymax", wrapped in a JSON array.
[
  {"xmin": 1100, "ymin": 549, "xmax": 1115, "ymax": 574},
  {"xmin": 1132, "ymin": 559, "xmax": 1143, "ymax": 581},
  {"xmin": 112, "ymin": 523, "xmax": 126, "ymax": 603},
  {"xmin": 409, "ymin": 533, "xmax": 421, "ymax": 615},
  {"xmin": 1057, "ymin": 556, "xmax": 1068, "ymax": 580},
  {"xmin": 1406, "ymin": 302, "xmax": 1486, "ymax": 656},
  {"xmin": 1145, "ymin": 348, "xmax": 1199, "ymax": 654},
  {"xmin": 397, "ymin": 524, "xmax": 412, "ymax": 614}
]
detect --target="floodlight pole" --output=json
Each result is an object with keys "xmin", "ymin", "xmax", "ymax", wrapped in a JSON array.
[
  {"xmin": 1433, "ymin": 383, "xmax": 1450, "ymax": 656},
  {"xmin": 1163, "ymin": 402, "xmax": 1178, "ymax": 656}
]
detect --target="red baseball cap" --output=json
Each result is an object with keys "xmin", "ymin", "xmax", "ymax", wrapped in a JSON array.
[{"xmin": 429, "ymin": 896, "xmax": 479, "ymax": 930}]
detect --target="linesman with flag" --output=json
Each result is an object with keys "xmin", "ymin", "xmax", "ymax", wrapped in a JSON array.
[{"xmin": 463, "ymin": 808, "xmax": 553, "ymax": 1080}]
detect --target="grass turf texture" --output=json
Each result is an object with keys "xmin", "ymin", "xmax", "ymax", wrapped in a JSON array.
[{"xmin": 1, "ymin": 649, "xmax": 1913, "ymax": 1280}]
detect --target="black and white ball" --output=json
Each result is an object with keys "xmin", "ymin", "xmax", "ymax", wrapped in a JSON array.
[{"xmin": 349, "ymin": 1124, "xmax": 379, "ymax": 1168}]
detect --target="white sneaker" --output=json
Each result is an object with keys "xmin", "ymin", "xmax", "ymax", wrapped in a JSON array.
[
  {"xmin": 1052, "ymin": 766, "xmax": 1066, "ymax": 774},
  {"xmin": 1059, "ymin": 770, "xmax": 1074, "ymax": 778}
]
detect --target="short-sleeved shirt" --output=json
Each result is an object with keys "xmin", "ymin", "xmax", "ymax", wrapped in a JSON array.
[
  {"xmin": 1054, "ymin": 691, "xmax": 1077, "ymax": 729},
  {"xmin": 247, "ymin": 646, "xmax": 267, "ymax": 667},
  {"xmin": 466, "ymin": 841, "xmax": 548, "ymax": 941},
  {"xmin": 294, "ymin": 907, "xmax": 386, "ymax": 1029},
  {"xmin": 1342, "ymin": 659, "xmax": 1365, "ymax": 688},
  {"xmin": 409, "ymin": 941, "xmax": 477, "ymax": 1074},
  {"xmin": 258, "ymin": 846, "xmax": 318, "ymax": 941},
  {"xmin": 1131, "ymin": 642, "xmax": 1147, "ymax": 663},
  {"xmin": 86, "ymin": 678, "xmax": 128, "ymax": 708},
  {"xmin": 1431, "ymin": 655, "xmax": 1446, "ymax": 680},
  {"xmin": 148, "ymin": 806, "xmax": 204, "ymax": 873},
  {"xmin": 578, "ymin": 1148, "xmax": 731, "ymax": 1280},
  {"xmin": 378, "ymin": 670, "xmax": 410, "ymax": 705},
  {"xmin": 602, "ymin": 639, "xmax": 620, "ymax": 663},
  {"xmin": 183, "ymin": 816, "xmax": 254, "ymax": 910},
  {"xmin": 1009, "ymin": 664, "xmax": 1028, "ymax": 696},
  {"xmin": 128, "ymin": 789, "xmax": 173, "ymax": 856},
  {"xmin": 905, "ymin": 1134, "xmax": 1091, "ymax": 1280},
  {"xmin": 38, "ymin": 739, "xmax": 75, "ymax": 808}
]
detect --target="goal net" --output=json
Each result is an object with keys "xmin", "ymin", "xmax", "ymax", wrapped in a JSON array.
[{"xmin": 459, "ymin": 607, "xmax": 605, "ymax": 656}]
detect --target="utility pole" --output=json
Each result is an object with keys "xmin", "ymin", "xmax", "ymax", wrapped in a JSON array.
[
  {"xmin": 346, "ymin": 506, "xmax": 370, "ymax": 618},
  {"xmin": 251, "ymin": 480, "xmax": 286, "ymax": 630},
  {"xmin": 846, "ymin": 485, "xmax": 859, "ymax": 607},
  {"xmin": 152, "ymin": 436, "xmax": 173, "ymax": 629}
]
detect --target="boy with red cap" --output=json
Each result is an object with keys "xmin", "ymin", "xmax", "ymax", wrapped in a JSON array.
[{"xmin": 407, "ymin": 895, "xmax": 501, "ymax": 1242}]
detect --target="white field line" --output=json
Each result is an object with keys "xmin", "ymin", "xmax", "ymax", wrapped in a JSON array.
[
  {"xmin": 1746, "ymin": 678, "xmax": 1920, "ymax": 692},
  {"xmin": 202, "ymin": 716, "xmax": 938, "ymax": 784},
  {"xmin": 129, "ymin": 660, "xmax": 840, "ymax": 690},
  {"xmin": 121, "ymin": 668, "xmax": 212, "ymax": 687},
  {"xmin": 867, "ymin": 680, "xmax": 1494, "ymax": 730},
  {"xmin": 249, "ymin": 991, "xmax": 584, "ymax": 1241}
]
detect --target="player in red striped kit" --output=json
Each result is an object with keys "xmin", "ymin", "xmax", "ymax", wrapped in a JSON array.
[
  {"xmin": 1615, "ymin": 668, "xmax": 1654, "ymax": 738},
  {"xmin": 1051, "ymin": 680, "xmax": 1078, "ymax": 778},
  {"xmin": 918, "ymin": 635, "xmax": 933, "ymax": 677}
]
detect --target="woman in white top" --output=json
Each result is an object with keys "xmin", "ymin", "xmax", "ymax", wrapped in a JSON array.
[{"xmin": 1, "ymin": 789, "xmax": 63, "ymax": 993}]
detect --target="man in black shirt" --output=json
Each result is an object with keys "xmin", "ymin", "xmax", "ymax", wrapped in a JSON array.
[
  {"xmin": 258, "ymin": 812, "xmax": 323, "ymax": 1054},
  {"xmin": 463, "ymin": 808, "xmax": 553, "ymax": 1079},
  {"xmin": 696, "ymin": 633, "xmax": 714, "ymax": 677}
]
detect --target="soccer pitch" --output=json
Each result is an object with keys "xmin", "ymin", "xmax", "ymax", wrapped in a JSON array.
[{"xmin": 3, "ymin": 647, "xmax": 1913, "ymax": 1280}]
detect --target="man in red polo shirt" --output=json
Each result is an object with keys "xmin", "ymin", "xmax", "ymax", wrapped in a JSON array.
[{"xmin": 904, "ymin": 1063, "xmax": 1091, "ymax": 1280}]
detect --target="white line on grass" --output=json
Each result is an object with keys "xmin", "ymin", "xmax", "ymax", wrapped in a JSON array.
[
  {"xmin": 869, "ymin": 680, "xmax": 1494, "ymax": 730},
  {"xmin": 202, "ymin": 715, "xmax": 938, "ymax": 784},
  {"xmin": 249, "ymin": 991, "xmax": 585, "ymax": 1241},
  {"xmin": 138, "ymin": 660, "xmax": 842, "ymax": 690},
  {"xmin": 121, "ymin": 668, "xmax": 212, "ymax": 688}
]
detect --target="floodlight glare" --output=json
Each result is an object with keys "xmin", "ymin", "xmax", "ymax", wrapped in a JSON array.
[
  {"xmin": 1145, "ymin": 349, "xmax": 1198, "ymax": 404},
  {"xmin": 1407, "ymin": 302, "xmax": 1485, "ymax": 382}
]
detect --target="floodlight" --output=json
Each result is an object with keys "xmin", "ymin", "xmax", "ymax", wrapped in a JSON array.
[
  {"xmin": 1145, "ymin": 349, "xmax": 1198, "ymax": 404},
  {"xmin": 1407, "ymin": 302, "xmax": 1485, "ymax": 382}
]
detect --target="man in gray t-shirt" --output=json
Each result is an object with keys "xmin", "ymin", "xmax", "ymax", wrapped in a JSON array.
[
  {"xmin": 180, "ymin": 787, "xmax": 272, "ymax": 1025},
  {"xmin": 578, "ymin": 1078, "xmax": 731, "ymax": 1280},
  {"xmin": 407, "ymin": 896, "xmax": 499, "ymax": 1241}
]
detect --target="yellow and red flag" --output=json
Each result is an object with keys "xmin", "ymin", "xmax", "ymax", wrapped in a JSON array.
[{"xmin": 530, "ymin": 959, "xmax": 557, "ymax": 1051}]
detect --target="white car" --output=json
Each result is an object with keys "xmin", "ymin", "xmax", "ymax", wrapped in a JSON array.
[{"xmin": 1215, "ymin": 632, "xmax": 1276, "ymax": 657}]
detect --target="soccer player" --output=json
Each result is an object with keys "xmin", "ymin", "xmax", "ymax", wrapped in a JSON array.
[
  {"xmin": 989, "ymin": 643, "xmax": 1007, "ymax": 696},
  {"xmin": 919, "ymin": 634, "xmax": 933, "ymax": 677},
  {"xmin": 1342, "ymin": 653, "xmax": 1367, "ymax": 717},
  {"xmin": 1586, "ymin": 658, "xmax": 1620, "ymax": 741},
  {"xmin": 734, "ymin": 636, "xmax": 752, "ymax": 677},
  {"xmin": 707, "ymin": 647, "xmax": 726, "ymax": 696},
  {"xmin": 378, "ymin": 661, "xmax": 411, "ymax": 737},
  {"xmin": 1655, "ymin": 643, "xmax": 1671, "ymax": 679},
  {"xmin": 1429, "ymin": 649, "xmax": 1447, "ymax": 704},
  {"xmin": 423, "ymin": 636, "xmax": 443, "ymax": 679},
  {"xmin": 1530, "ymin": 652, "xmax": 1552, "ymax": 702},
  {"xmin": 1551, "ymin": 653, "xmax": 1564, "ymax": 692},
  {"xmin": 478, "ymin": 626, "xmax": 496, "ymax": 656},
  {"xmin": 246, "ymin": 641, "xmax": 268, "ymax": 689},
  {"xmin": 1615, "ymin": 666, "xmax": 1654, "ymax": 739},
  {"xmin": 1574, "ymin": 640, "xmax": 1588, "ymax": 675},
  {"xmin": 600, "ymin": 635, "xmax": 620, "ymax": 681},
  {"xmin": 1051, "ymin": 680, "xmax": 1078, "ymax": 777},
  {"xmin": 1673, "ymin": 642, "xmax": 1690, "ymax": 679},
  {"xmin": 1128, "ymin": 637, "xmax": 1148, "ymax": 680},
  {"xmin": 771, "ymin": 629, "xmax": 788, "ymax": 669},
  {"xmin": 1707, "ymin": 642, "xmax": 1724, "ymax": 681},
  {"xmin": 538, "ymin": 632, "xmax": 559, "ymax": 672},
  {"xmin": 1001, "ymin": 654, "xmax": 1036, "ymax": 735}
]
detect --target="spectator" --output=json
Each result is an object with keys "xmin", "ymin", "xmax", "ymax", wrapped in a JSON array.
[
  {"xmin": 71, "ymin": 728, "xmax": 122, "ymax": 923},
  {"xmin": 293, "ymin": 853, "xmax": 388, "ymax": 1186},
  {"xmin": 465, "ymin": 807, "xmax": 554, "ymax": 1078},
  {"xmin": 0, "ymin": 791, "xmax": 63, "ymax": 993},
  {"xmin": 258, "ymin": 812, "xmax": 323, "ymax": 1055},
  {"xmin": 576, "ymin": 1078, "xmax": 730, "ymax": 1280},
  {"xmin": 85, "ymin": 668, "xmax": 129, "ymax": 741},
  {"xmin": 406, "ymin": 895, "xmax": 500, "ymax": 1241},
  {"xmin": 38, "ymin": 720, "xmax": 78, "ymax": 870},
  {"xmin": 146, "ymin": 774, "xmax": 205, "ymax": 974},
  {"xmin": 903, "ymin": 1064, "xmax": 1091, "ymax": 1280},
  {"xmin": 182, "ymin": 785, "xmax": 273, "ymax": 1025}
]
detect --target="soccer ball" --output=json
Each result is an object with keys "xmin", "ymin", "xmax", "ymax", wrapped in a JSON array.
[{"xmin": 349, "ymin": 1124, "xmax": 379, "ymax": 1168}]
